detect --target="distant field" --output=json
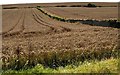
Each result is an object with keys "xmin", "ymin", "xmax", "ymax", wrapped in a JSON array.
[
  {"xmin": 2, "ymin": 2, "xmax": 118, "ymax": 8},
  {"xmin": 43, "ymin": 7, "xmax": 118, "ymax": 20},
  {"xmin": 1, "ymin": 2, "xmax": 119, "ymax": 73}
]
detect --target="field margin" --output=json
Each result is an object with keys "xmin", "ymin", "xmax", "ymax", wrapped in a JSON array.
[{"xmin": 37, "ymin": 6, "xmax": 120, "ymax": 28}]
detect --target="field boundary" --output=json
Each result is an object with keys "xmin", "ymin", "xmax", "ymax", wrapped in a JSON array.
[{"xmin": 37, "ymin": 7, "xmax": 120, "ymax": 28}]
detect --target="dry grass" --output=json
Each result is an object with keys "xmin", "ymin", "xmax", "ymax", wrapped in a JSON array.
[{"xmin": 2, "ymin": 23, "xmax": 119, "ymax": 69}]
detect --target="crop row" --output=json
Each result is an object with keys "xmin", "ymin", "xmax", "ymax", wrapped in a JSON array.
[
  {"xmin": 2, "ymin": 7, "xmax": 120, "ymax": 71},
  {"xmin": 2, "ymin": 43, "xmax": 119, "ymax": 70}
]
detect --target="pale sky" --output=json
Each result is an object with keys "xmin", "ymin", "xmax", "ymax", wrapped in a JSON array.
[{"xmin": 0, "ymin": 0, "xmax": 119, "ymax": 5}]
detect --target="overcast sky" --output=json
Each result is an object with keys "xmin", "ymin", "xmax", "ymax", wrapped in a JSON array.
[{"xmin": 0, "ymin": 0, "xmax": 119, "ymax": 5}]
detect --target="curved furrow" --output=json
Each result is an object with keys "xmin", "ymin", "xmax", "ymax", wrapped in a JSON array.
[
  {"xmin": 22, "ymin": 8, "xmax": 50, "ymax": 36},
  {"xmin": 32, "ymin": 9, "xmax": 52, "ymax": 25},
  {"xmin": 3, "ymin": 9, "xmax": 26, "ymax": 37},
  {"xmin": 33, "ymin": 9, "xmax": 58, "ymax": 26},
  {"xmin": 33, "ymin": 9, "xmax": 70, "ymax": 33},
  {"xmin": 31, "ymin": 9, "xmax": 56, "ymax": 32},
  {"xmin": 3, "ymin": 8, "xmax": 46, "ymax": 38},
  {"xmin": 33, "ymin": 8, "xmax": 72, "ymax": 33},
  {"xmin": 1, "ymin": 9, "xmax": 23, "ymax": 35}
]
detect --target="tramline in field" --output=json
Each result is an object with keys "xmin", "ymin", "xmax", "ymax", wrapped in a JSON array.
[{"xmin": 1, "ymin": 2, "xmax": 119, "ymax": 73}]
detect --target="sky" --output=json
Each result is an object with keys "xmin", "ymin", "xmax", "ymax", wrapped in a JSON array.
[{"xmin": 0, "ymin": 0, "xmax": 119, "ymax": 5}]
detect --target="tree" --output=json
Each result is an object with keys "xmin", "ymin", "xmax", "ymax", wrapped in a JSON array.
[{"xmin": 87, "ymin": 3, "xmax": 96, "ymax": 7}]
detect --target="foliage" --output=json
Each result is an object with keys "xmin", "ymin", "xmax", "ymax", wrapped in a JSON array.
[
  {"xmin": 87, "ymin": 3, "xmax": 97, "ymax": 7},
  {"xmin": 2, "ymin": 58, "xmax": 118, "ymax": 74},
  {"xmin": 2, "ymin": 42, "xmax": 119, "ymax": 70},
  {"xmin": 3, "ymin": 7, "xmax": 18, "ymax": 9},
  {"xmin": 70, "ymin": 5, "xmax": 82, "ymax": 7},
  {"xmin": 56, "ymin": 5, "xmax": 67, "ymax": 7}
]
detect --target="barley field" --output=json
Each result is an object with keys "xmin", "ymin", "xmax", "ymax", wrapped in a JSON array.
[{"xmin": 1, "ymin": 2, "xmax": 120, "ymax": 74}]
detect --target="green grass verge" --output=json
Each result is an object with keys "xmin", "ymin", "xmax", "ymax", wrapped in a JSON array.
[{"xmin": 2, "ymin": 58, "xmax": 118, "ymax": 74}]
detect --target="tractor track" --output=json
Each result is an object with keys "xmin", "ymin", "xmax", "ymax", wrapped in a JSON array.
[
  {"xmin": 31, "ymin": 9, "xmax": 56, "ymax": 32},
  {"xmin": 1, "ymin": 9, "xmax": 22, "ymax": 35},
  {"xmin": 3, "ymin": 8, "xmax": 72, "ymax": 38},
  {"xmin": 33, "ymin": 8, "xmax": 72, "ymax": 33},
  {"xmin": 3, "ymin": 9, "xmax": 26, "ymax": 37},
  {"xmin": 32, "ymin": 9, "xmax": 52, "ymax": 25}
]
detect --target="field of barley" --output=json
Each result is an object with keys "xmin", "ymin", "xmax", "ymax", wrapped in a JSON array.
[{"xmin": 1, "ymin": 2, "xmax": 120, "ymax": 74}]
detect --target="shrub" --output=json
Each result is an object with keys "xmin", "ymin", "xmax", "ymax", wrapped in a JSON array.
[
  {"xmin": 87, "ymin": 3, "xmax": 97, "ymax": 7},
  {"xmin": 70, "ymin": 5, "xmax": 82, "ymax": 7},
  {"xmin": 56, "ymin": 5, "xmax": 67, "ymax": 7}
]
